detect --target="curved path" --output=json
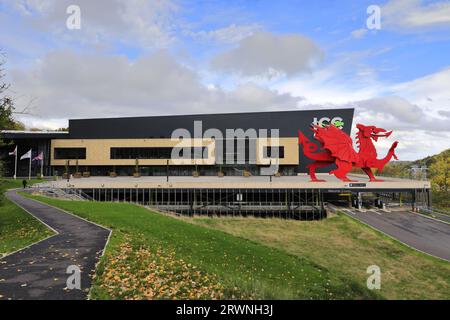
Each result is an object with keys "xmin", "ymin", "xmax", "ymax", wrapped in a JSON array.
[
  {"xmin": 342, "ymin": 208, "xmax": 450, "ymax": 261},
  {"xmin": 0, "ymin": 190, "xmax": 111, "ymax": 300}
]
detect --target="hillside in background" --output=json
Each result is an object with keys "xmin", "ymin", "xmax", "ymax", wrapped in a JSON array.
[{"xmin": 382, "ymin": 149, "xmax": 449, "ymax": 211}]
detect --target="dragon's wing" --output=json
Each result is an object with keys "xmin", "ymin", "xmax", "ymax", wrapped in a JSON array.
[{"xmin": 313, "ymin": 125, "xmax": 359, "ymax": 163}]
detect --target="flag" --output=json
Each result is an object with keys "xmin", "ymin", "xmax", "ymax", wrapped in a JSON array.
[
  {"xmin": 20, "ymin": 149, "xmax": 32, "ymax": 160},
  {"xmin": 33, "ymin": 152, "xmax": 43, "ymax": 161},
  {"xmin": 9, "ymin": 146, "xmax": 17, "ymax": 156}
]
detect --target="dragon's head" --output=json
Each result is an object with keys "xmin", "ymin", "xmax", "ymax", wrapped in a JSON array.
[{"xmin": 356, "ymin": 124, "xmax": 392, "ymax": 142}]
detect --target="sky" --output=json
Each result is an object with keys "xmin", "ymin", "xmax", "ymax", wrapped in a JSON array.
[{"xmin": 0, "ymin": 0, "xmax": 449, "ymax": 160}]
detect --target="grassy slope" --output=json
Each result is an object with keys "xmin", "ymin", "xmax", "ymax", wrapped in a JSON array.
[
  {"xmin": 24, "ymin": 195, "xmax": 378, "ymax": 300},
  {"xmin": 0, "ymin": 179, "xmax": 54, "ymax": 257},
  {"xmin": 187, "ymin": 215, "xmax": 450, "ymax": 300}
]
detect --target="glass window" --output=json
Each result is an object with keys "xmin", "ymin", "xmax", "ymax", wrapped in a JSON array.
[
  {"xmin": 222, "ymin": 138, "xmax": 254, "ymax": 163},
  {"xmin": 54, "ymin": 148, "xmax": 86, "ymax": 159},
  {"xmin": 110, "ymin": 147, "xmax": 207, "ymax": 159},
  {"xmin": 263, "ymin": 146, "xmax": 285, "ymax": 159}
]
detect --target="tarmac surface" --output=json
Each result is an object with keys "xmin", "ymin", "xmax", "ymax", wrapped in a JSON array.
[
  {"xmin": 0, "ymin": 190, "xmax": 110, "ymax": 300},
  {"xmin": 341, "ymin": 208, "xmax": 450, "ymax": 261}
]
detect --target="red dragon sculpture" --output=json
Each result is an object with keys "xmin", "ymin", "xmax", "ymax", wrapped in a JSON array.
[{"xmin": 298, "ymin": 124, "xmax": 398, "ymax": 182}]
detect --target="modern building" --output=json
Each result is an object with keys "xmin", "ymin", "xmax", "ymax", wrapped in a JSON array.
[
  {"xmin": 0, "ymin": 109, "xmax": 354, "ymax": 177},
  {"xmin": 0, "ymin": 109, "xmax": 431, "ymax": 219}
]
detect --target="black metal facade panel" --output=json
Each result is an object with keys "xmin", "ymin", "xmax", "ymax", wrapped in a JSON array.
[
  {"xmin": 68, "ymin": 109, "xmax": 355, "ymax": 139},
  {"xmin": 0, "ymin": 132, "xmax": 68, "ymax": 139}
]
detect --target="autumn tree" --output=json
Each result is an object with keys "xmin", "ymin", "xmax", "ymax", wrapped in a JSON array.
[{"xmin": 429, "ymin": 149, "xmax": 450, "ymax": 192}]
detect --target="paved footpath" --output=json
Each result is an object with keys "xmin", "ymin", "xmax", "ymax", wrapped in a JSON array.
[{"xmin": 0, "ymin": 190, "xmax": 110, "ymax": 300}]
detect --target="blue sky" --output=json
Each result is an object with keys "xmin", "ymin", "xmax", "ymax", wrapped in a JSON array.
[{"xmin": 0, "ymin": 0, "xmax": 449, "ymax": 159}]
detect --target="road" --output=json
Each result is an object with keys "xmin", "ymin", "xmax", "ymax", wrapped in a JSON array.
[
  {"xmin": 341, "ymin": 208, "xmax": 450, "ymax": 261},
  {"xmin": 426, "ymin": 211, "xmax": 450, "ymax": 224},
  {"xmin": 0, "ymin": 190, "xmax": 111, "ymax": 300}
]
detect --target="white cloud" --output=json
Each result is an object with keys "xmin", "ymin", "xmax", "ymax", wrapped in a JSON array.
[
  {"xmin": 275, "ymin": 52, "xmax": 383, "ymax": 105},
  {"xmin": 346, "ymin": 96, "xmax": 449, "ymax": 160},
  {"xmin": 357, "ymin": 96, "xmax": 424, "ymax": 123},
  {"xmin": 351, "ymin": 28, "xmax": 367, "ymax": 39},
  {"xmin": 3, "ymin": 0, "xmax": 179, "ymax": 49},
  {"xmin": 390, "ymin": 67, "xmax": 450, "ymax": 107},
  {"xmin": 11, "ymin": 50, "xmax": 302, "ymax": 125},
  {"xmin": 187, "ymin": 23, "xmax": 262, "ymax": 44},
  {"xmin": 381, "ymin": 0, "xmax": 450, "ymax": 31},
  {"xmin": 210, "ymin": 32, "xmax": 323, "ymax": 77},
  {"xmin": 438, "ymin": 110, "xmax": 450, "ymax": 118},
  {"xmin": 275, "ymin": 60, "xmax": 450, "ymax": 159},
  {"xmin": 3, "ymin": 0, "xmax": 449, "ymax": 160},
  {"xmin": 17, "ymin": 115, "xmax": 68, "ymax": 130}
]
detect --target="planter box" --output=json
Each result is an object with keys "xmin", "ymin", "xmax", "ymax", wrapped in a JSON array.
[
  {"xmin": 62, "ymin": 173, "xmax": 69, "ymax": 179},
  {"xmin": 217, "ymin": 171, "xmax": 224, "ymax": 178},
  {"xmin": 133, "ymin": 172, "xmax": 141, "ymax": 178},
  {"xmin": 74, "ymin": 172, "xmax": 82, "ymax": 179},
  {"xmin": 274, "ymin": 172, "xmax": 282, "ymax": 177},
  {"xmin": 109, "ymin": 172, "xmax": 118, "ymax": 178},
  {"xmin": 192, "ymin": 171, "xmax": 200, "ymax": 177},
  {"xmin": 243, "ymin": 170, "xmax": 251, "ymax": 177},
  {"xmin": 82, "ymin": 172, "xmax": 91, "ymax": 178}
]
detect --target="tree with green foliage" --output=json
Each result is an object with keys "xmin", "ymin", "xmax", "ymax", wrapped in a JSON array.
[
  {"xmin": 427, "ymin": 150, "xmax": 450, "ymax": 211},
  {"xmin": 429, "ymin": 150, "xmax": 449, "ymax": 192}
]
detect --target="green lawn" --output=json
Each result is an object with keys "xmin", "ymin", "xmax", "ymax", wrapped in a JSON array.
[
  {"xmin": 23, "ymin": 194, "xmax": 379, "ymax": 300},
  {"xmin": 20, "ymin": 193, "xmax": 450, "ymax": 299},
  {"xmin": 0, "ymin": 179, "xmax": 55, "ymax": 257},
  {"xmin": 186, "ymin": 214, "xmax": 450, "ymax": 300}
]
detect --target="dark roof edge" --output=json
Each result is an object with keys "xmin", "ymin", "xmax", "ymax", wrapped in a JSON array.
[
  {"xmin": 68, "ymin": 108, "xmax": 355, "ymax": 122},
  {"xmin": 0, "ymin": 130, "xmax": 68, "ymax": 139}
]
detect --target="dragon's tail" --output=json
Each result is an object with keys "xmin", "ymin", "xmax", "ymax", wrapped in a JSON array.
[
  {"xmin": 298, "ymin": 130, "xmax": 310, "ymax": 146},
  {"xmin": 298, "ymin": 130, "xmax": 334, "ymax": 162}
]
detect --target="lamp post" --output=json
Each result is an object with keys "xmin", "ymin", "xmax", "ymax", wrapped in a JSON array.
[
  {"xmin": 66, "ymin": 160, "xmax": 70, "ymax": 182},
  {"xmin": 166, "ymin": 159, "xmax": 169, "ymax": 182},
  {"xmin": 410, "ymin": 165, "xmax": 428, "ymax": 181},
  {"xmin": 269, "ymin": 160, "xmax": 272, "ymax": 183}
]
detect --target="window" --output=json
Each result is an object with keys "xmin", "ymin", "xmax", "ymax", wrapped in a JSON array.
[
  {"xmin": 263, "ymin": 146, "xmax": 285, "ymax": 159},
  {"xmin": 54, "ymin": 148, "xmax": 86, "ymax": 159},
  {"xmin": 110, "ymin": 147, "xmax": 207, "ymax": 159},
  {"xmin": 222, "ymin": 138, "xmax": 254, "ymax": 163}
]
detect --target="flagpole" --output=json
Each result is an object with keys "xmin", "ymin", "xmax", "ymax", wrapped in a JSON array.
[
  {"xmin": 29, "ymin": 149, "xmax": 32, "ymax": 181},
  {"xmin": 14, "ymin": 147, "xmax": 17, "ymax": 180}
]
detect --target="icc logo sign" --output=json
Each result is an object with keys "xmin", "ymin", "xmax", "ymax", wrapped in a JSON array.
[{"xmin": 312, "ymin": 117, "xmax": 344, "ymax": 129}]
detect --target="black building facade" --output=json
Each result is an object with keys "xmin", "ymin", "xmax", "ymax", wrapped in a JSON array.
[{"xmin": 1, "ymin": 109, "xmax": 355, "ymax": 177}]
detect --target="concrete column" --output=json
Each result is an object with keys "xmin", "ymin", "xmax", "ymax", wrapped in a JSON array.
[
  {"xmin": 357, "ymin": 192, "xmax": 362, "ymax": 210},
  {"xmin": 427, "ymin": 189, "xmax": 432, "ymax": 209}
]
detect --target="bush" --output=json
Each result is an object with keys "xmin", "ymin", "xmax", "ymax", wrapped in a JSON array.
[
  {"xmin": 0, "ymin": 160, "xmax": 5, "ymax": 178},
  {"xmin": 432, "ymin": 190, "xmax": 450, "ymax": 211}
]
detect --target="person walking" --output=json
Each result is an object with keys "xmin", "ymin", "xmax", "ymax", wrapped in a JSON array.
[{"xmin": 22, "ymin": 179, "xmax": 27, "ymax": 189}]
